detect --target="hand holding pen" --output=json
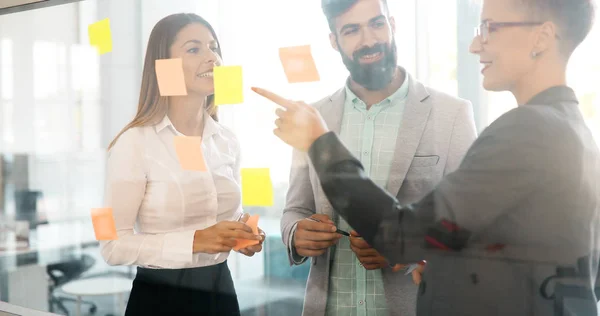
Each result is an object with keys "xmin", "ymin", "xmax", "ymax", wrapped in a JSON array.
[
  {"xmin": 306, "ymin": 217, "xmax": 350, "ymax": 236},
  {"xmin": 292, "ymin": 214, "xmax": 343, "ymax": 258}
]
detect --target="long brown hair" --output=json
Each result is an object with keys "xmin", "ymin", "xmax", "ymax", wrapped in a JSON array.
[{"xmin": 107, "ymin": 13, "xmax": 222, "ymax": 151}]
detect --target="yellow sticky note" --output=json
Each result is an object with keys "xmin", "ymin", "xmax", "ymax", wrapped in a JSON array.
[
  {"xmin": 88, "ymin": 18, "xmax": 113, "ymax": 55},
  {"xmin": 241, "ymin": 168, "xmax": 274, "ymax": 206},
  {"xmin": 214, "ymin": 66, "xmax": 243, "ymax": 106},
  {"xmin": 279, "ymin": 45, "xmax": 321, "ymax": 83},
  {"xmin": 234, "ymin": 214, "xmax": 260, "ymax": 251},
  {"xmin": 91, "ymin": 208, "xmax": 118, "ymax": 241},
  {"xmin": 155, "ymin": 58, "xmax": 188, "ymax": 96},
  {"xmin": 173, "ymin": 136, "xmax": 207, "ymax": 171}
]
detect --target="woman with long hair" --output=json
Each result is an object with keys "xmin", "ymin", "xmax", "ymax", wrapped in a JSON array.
[
  {"xmin": 254, "ymin": 0, "xmax": 599, "ymax": 314},
  {"xmin": 101, "ymin": 13, "xmax": 263, "ymax": 316}
]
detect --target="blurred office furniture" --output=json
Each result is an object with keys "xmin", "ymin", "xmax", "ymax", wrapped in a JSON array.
[
  {"xmin": 60, "ymin": 276, "xmax": 132, "ymax": 316},
  {"xmin": 0, "ymin": 299, "xmax": 60, "ymax": 316},
  {"xmin": 6, "ymin": 264, "xmax": 49, "ymax": 312},
  {"xmin": 0, "ymin": 221, "xmax": 99, "ymax": 303},
  {"xmin": 0, "ymin": 155, "xmax": 5, "ymax": 212},
  {"xmin": 14, "ymin": 190, "xmax": 45, "ymax": 228},
  {"xmin": 47, "ymin": 254, "xmax": 97, "ymax": 315}
]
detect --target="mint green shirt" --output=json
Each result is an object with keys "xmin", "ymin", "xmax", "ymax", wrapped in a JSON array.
[{"xmin": 325, "ymin": 77, "xmax": 409, "ymax": 316}]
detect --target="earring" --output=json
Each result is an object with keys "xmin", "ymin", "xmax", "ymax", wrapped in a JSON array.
[{"xmin": 531, "ymin": 51, "xmax": 538, "ymax": 58}]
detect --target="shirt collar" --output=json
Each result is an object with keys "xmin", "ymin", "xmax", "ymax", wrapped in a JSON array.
[
  {"xmin": 344, "ymin": 69, "xmax": 410, "ymax": 108},
  {"xmin": 154, "ymin": 112, "xmax": 220, "ymax": 139},
  {"xmin": 524, "ymin": 86, "xmax": 578, "ymax": 106}
]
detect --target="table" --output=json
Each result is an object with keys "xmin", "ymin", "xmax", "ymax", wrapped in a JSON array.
[
  {"xmin": 61, "ymin": 276, "xmax": 132, "ymax": 316},
  {"xmin": 0, "ymin": 221, "xmax": 98, "ymax": 272},
  {"xmin": 0, "ymin": 221, "xmax": 98, "ymax": 257}
]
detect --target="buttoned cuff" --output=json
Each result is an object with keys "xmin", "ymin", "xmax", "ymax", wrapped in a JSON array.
[{"xmin": 288, "ymin": 222, "xmax": 308, "ymax": 265}]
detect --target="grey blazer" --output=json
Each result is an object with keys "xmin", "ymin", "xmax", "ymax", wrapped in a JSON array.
[
  {"xmin": 307, "ymin": 86, "xmax": 600, "ymax": 316},
  {"xmin": 280, "ymin": 75, "xmax": 477, "ymax": 316}
]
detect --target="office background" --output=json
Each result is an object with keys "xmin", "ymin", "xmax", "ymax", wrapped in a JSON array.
[{"xmin": 0, "ymin": 0, "xmax": 598, "ymax": 315}]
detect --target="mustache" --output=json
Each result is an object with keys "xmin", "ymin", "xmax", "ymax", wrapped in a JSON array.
[{"xmin": 353, "ymin": 44, "xmax": 386, "ymax": 59}]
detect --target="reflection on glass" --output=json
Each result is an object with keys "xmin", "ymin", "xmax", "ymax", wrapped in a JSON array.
[
  {"xmin": 1, "ymin": 38, "xmax": 13, "ymax": 100},
  {"xmin": 70, "ymin": 44, "xmax": 100, "ymax": 97},
  {"xmin": 33, "ymin": 41, "xmax": 59, "ymax": 100}
]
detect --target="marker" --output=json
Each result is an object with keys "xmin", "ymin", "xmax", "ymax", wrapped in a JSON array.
[{"xmin": 306, "ymin": 217, "xmax": 350, "ymax": 236}]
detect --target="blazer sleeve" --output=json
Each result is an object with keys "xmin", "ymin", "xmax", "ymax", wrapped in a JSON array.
[
  {"xmin": 444, "ymin": 100, "xmax": 477, "ymax": 175},
  {"xmin": 308, "ymin": 109, "xmax": 553, "ymax": 264},
  {"xmin": 281, "ymin": 149, "xmax": 317, "ymax": 265}
]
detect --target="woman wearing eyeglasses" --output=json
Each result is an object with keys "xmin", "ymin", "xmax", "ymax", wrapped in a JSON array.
[{"xmin": 253, "ymin": 0, "xmax": 599, "ymax": 314}]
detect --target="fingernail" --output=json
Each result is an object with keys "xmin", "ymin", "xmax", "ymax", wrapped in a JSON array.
[{"xmin": 331, "ymin": 226, "xmax": 337, "ymax": 232}]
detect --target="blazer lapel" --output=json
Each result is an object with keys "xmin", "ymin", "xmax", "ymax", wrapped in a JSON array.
[
  {"xmin": 314, "ymin": 88, "xmax": 345, "ymax": 218},
  {"xmin": 385, "ymin": 75, "xmax": 432, "ymax": 196}
]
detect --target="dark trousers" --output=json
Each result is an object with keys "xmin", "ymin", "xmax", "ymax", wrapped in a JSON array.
[{"xmin": 125, "ymin": 261, "xmax": 240, "ymax": 316}]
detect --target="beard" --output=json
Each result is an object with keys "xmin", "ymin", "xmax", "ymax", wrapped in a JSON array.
[{"xmin": 339, "ymin": 38, "xmax": 398, "ymax": 91}]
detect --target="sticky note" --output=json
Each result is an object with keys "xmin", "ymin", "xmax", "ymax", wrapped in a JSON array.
[
  {"xmin": 174, "ymin": 136, "xmax": 207, "ymax": 171},
  {"xmin": 214, "ymin": 66, "xmax": 243, "ymax": 105},
  {"xmin": 234, "ymin": 214, "xmax": 260, "ymax": 251},
  {"xmin": 88, "ymin": 18, "xmax": 113, "ymax": 55},
  {"xmin": 279, "ymin": 45, "xmax": 321, "ymax": 83},
  {"xmin": 91, "ymin": 208, "xmax": 118, "ymax": 241},
  {"xmin": 241, "ymin": 168, "xmax": 274, "ymax": 206},
  {"xmin": 155, "ymin": 58, "xmax": 188, "ymax": 96}
]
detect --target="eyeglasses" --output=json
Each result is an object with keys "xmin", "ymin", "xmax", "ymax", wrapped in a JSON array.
[{"xmin": 474, "ymin": 20, "xmax": 548, "ymax": 44}]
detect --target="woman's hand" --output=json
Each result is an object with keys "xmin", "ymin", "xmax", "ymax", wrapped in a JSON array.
[
  {"xmin": 193, "ymin": 221, "xmax": 261, "ymax": 254},
  {"xmin": 237, "ymin": 213, "xmax": 266, "ymax": 257},
  {"xmin": 238, "ymin": 227, "xmax": 265, "ymax": 257}
]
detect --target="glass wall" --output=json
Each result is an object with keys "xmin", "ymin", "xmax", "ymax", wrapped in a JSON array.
[{"xmin": 0, "ymin": 0, "xmax": 598, "ymax": 315}]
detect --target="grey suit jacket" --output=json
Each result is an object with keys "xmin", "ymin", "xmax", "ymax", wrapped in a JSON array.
[
  {"xmin": 307, "ymin": 86, "xmax": 600, "ymax": 315},
  {"xmin": 280, "ymin": 75, "xmax": 477, "ymax": 316}
]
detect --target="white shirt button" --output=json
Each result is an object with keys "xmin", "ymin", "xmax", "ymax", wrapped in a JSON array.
[{"xmin": 359, "ymin": 300, "xmax": 364, "ymax": 305}]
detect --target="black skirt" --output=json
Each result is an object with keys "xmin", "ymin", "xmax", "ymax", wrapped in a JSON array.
[{"xmin": 125, "ymin": 261, "xmax": 241, "ymax": 316}]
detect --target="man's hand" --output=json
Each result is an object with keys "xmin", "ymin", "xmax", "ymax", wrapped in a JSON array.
[
  {"xmin": 350, "ymin": 231, "xmax": 425, "ymax": 284},
  {"xmin": 251, "ymin": 87, "xmax": 329, "ymax": 152},
  {"xmin": 349, "ymin": 230, "xmax": 401, "ymax": 270},
  {"xmin": 293, "ymin": 214, "xmax": 341, "ymax": 257},
  {"xmin": 411, "ymin": 263, "xmax": 425, "ymax": 285}
]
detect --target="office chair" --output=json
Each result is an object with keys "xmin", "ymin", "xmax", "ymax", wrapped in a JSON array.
[{"xmin": 47, "ymin": 254, "xmax": 98, "ymax": 315}]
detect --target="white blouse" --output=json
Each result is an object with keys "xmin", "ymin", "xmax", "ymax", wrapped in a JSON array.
[{"xmin": 100, "ymin": 114, "xmax": 243, "ymax": 269}]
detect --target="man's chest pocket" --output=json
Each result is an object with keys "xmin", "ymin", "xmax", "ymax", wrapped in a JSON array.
[{"xmin": 402, "ymin": 155, "xmax": 441, "ymax": 198}]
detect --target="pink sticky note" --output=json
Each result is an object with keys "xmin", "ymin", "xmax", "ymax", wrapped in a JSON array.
[
  {"xmin": 173, "ymin": 136, "xmax": 207, "ymax": 171},
  {"xmin": 234, "ymin": 214, "xmax": 260, "ymax": 251},
  {"xmin": 279, "ymin": 45, "xmax": 321, "ymax": 83},
  {"xmin": 155, "ymin": 58, "xmax": 188, "ymax": 96},
  {"xmin": 91, "ymin": 208, "xmax": 118, "ymax": 241}
]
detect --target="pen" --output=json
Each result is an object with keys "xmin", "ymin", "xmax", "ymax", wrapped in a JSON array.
[{"xmin": 306, "ymin": 217, "xmax": 351, "ymax": 237}]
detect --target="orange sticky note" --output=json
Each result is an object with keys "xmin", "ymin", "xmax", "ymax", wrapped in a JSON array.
[
  {"xmin": 173, "ymin": 136, "xmax": 207, "ymax": 171},
  {"xmin": 241, "ymin": 168, "xmax": 274, "ymax": 206},
  {"xmin": 234, "ymin": 214, "xmax": 260, "ymax": 251},
  {"xmin": 91, "ymin": 208, "xmax": 118, "ymax": 240},
  {"xmin": 279, "ymin": 45, "xmax": 321, "ymax": 83},
  {"xmin": 155, "ymin": 58, "xmax": 188, "ymax": 96},
  {"xmin": 88, "ymin": 18, "xmax": 113, "ymax": 55}
]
